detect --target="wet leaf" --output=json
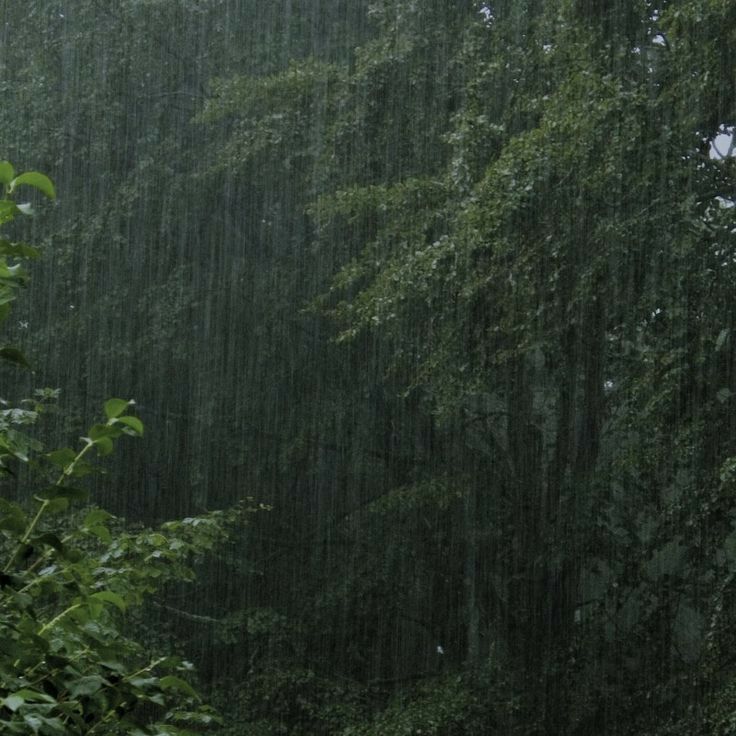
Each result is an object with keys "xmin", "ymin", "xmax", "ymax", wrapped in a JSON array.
[
  {"xmin": 90, "ymin": 590, "xmax": 126, "ymax": 612},
  {"xmin": 68, "ymin": 676, "xmax": 105, "ymax": 698},
  {"xmin": 0, "ymin": 161, "xmax": 16, "ymax": 185},
  {"xmin": 159, "ymin": 675, "xmax": 200, "ymax": 700},
  {"xmin": 9, "ymin": 172, "xmax": 56, "ymax": 200},
  {"xmin": 0, "ymin": 347, "xmax": 29, "ymax": 368},
  {"xmin": 103, "ymin": 398, "xmax": 130, "ymax": 420},
  {"xmin": 114, "ymin": 415, "xmax": 144, "ymax": 436}
]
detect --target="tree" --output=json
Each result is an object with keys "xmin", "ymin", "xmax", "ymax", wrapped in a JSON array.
[{"xmin": 3, "ymin": 1, "xmax": 736, "ymax": 734}]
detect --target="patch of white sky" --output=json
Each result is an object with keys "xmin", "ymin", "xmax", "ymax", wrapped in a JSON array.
[
  {"xmin": 709, "ymin": 125, "xmax": 736, "ymax": 209},
  {"xmin": 711, "ymin": 125, "xmax": 736, "ymax": 161},
  {"xmin": 478, "ymin": 3, "xmax": 493, "ymax": 24}
]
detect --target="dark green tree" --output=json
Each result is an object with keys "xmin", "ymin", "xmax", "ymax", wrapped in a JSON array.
[{"xmin": 3, "ymin": 1, "xmax": 736, "ymax": 733}]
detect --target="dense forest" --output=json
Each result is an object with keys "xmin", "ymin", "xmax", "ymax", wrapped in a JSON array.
[{"xmin": 1, "ymin": 0, "xmax": 736, "ymax": 733}]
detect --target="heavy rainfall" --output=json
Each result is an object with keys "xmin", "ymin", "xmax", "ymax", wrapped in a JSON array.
[{"xmin": 0, "ymin": 1, "xmax": 735, "ymax": 734}]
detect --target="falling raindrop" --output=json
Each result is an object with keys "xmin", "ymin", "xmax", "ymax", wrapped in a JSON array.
[{"xmin": 1, "ymin": 1, "xmax": 735, "ymax": 733}]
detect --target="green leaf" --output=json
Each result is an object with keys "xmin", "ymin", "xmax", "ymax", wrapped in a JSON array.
[
  {"xmin": 68, "ymin": 676, "xmax": 104, "ymax": 698},
  {"xmin": 37, "ymin": 485, "xmax": 89, "ymax": 503},
  {"xmin": 100, "ymin": 660, "xmax": 127, "ymax": 674},
  {"xmin": 45, "ymin": 497, "xmax": 70, "ymax": 513},
  {"xmin": 104, "ymin": 398, "xmax": 130, "ymax": 420},
  {"xmin": 13, "ymin": 689, "xmax": 55, "ymax": 704},
  {"xmin": 84, "ymin": 509, "xmax": 113, "ymax": 526},
  {"xmin": 12, "ymin": 588, "xmax": 33, "ymax": 608},
  {"xmin": 159, "ymin": 676, "xmax": 200, "ymax": 700},
  {"xmin": 0, "ymin": 347, "xmax": 29, "ymax": 368},
  {"xmin": 114, "ymin": 415, "xmax": 144, "ymax": 436},
  {"xmin": 82, "ymin": 509, "xmax": 113, "ymax": 542},
  {"xmin": 0, "ymin": 161, "xmax": 16, "ymax": 185},
  {"xmin": 0, "ymin": 261, "xmax": 28, "ymax": 281},
  {"xmin": 89, "ymin": 423, "xmax": 121, "ymax": 440},
  {"xmin": 87, "ymin": 524, "xmax": 112, "ymax": 543},
  {"xmin": 2, "ymin": 694, "xmax": 24, "ymax": 712},
  {"xmin": 0, "ymin": 240, "xmax": 40, "ymax": 259},
  {"xmin": 93, "ymin": 436, "xmax": 114, "ymax": 456},
  {"xmin": 32, "ymin": 716, "xmax": 66, "ymax": 735},
  {"xmin": 23, "ymin": 714, "xmax": 44, "ymax": 733},
  {"xmin": 90, "ymin": 590, "xmax": 127, "ymax": 612},
  {"xmin": 0, "ymin": 500, "xmax": 27, "ymax": 534},
  {"xmin": 9, "ymin": 172, "xmax": 56, "ymax": 199},
  {"xmin": 0, "ymin": 200, "xmax": 19, "ymax": 225},
  {"xmin": 47, "ymin": 448, "xmax": 77, "ymax": 468}
]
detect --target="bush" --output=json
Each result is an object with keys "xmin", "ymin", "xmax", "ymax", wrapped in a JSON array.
[{"xmin": 0, "ymin": 161, "xmax": 236, "ymax": 735}]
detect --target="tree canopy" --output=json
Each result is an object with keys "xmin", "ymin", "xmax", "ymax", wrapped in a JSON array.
[{"xmin": 2, "ymin": 1, "xmax": 736, "ymax": 733}]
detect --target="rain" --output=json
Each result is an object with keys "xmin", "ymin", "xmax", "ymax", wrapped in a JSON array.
[{"xmin": 0, "ymin": 1, "xmax": 735, "ymax": 734}]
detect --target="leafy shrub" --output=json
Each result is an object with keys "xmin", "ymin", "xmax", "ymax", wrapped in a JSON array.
[
  {"xmin": 0, "ymin": 162, "xmax": 237, "ymax": 735},
  {"xmin": 341, "ymin": 674, "xmax": 494, "ymax": 736},
  {"xmin": 212, "ymin": 662, "xmax": 367, "ymax": 736}
]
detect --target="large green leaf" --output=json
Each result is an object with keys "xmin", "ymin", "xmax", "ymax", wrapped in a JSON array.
[
  {"xmin": 104, "ymin": 398, "xmax": 130, "ymax": 420},
  {"xmin": 0, "ymin": 500, "xmax": 27, "ymax": 535},
  {"xmin": 83, "ymin": 509, "xmax": 113, "ymax": 527},
  {"xmin": 9, "ymin": 172, "xmax": 56, "ymax": 200},
  {"xmin": 1, "ymin": 694, "xmax": 24, "ymax": 713},
  {"xmin": 12, "ymin": 690, "xmax": 55, "ymax": 704},
  {"xmin": 159, "ymin": 675, "xmax": 200, "ymax": 700},
  {"xmin": 68, "ymin": 675, "xmax": 105, "ymax": 698},
  {"xmin": 115, "ymin": 415, "xmax": 144, "ymax": 436},
  {"xmin": 89, "ymin": 423, "xmax": 121, "ymax": 440},
  {"xmin": 0, "ymin": 161, "xmax": 15, "ymax": 185},
  {"xmin": 46, "ymin": 448, "xmax": 77, "ymax": 468},
  {"xmin": 0, "ymin": 347, "xmax": 29, "ymax": 368},
  {"xmin": 90, "ymin": 590, "xmax": 127, "ymax": 612}
]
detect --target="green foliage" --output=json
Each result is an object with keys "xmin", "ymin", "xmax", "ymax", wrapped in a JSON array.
[
  {"xmin": 215, "ymin": 666, "xmax": 366, "ymax": 736},
  {"xmin": 341, "ymin": 666, "xmax": 520, "ymax": 736},
  {"xmin": 297, "ymin": 1, "xmax": 736, "ymax": 732},
  {"xmin": 3, "ymin": 2, "xmax": 736, "ymax": 735},
  {"xmin": 0, "ymin": 162, "xmax": 238, "ymax": 735},
  {"xmin": 0, "ymin": 446, "xmax": 224, "ymax": 735},
  {"xmin": 0, "ymin": 161, "xmax": 50, "ymax": 374}
]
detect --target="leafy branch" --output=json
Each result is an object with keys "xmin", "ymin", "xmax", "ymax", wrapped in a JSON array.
[{"xmin": 0, "ymin": 161, "xmax": 241, "ymax": 735}]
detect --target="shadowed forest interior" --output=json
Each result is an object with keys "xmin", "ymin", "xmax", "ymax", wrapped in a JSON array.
[{"xmin": 1, "ymin": 1, "xmax": 736, "ymax": 734}]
